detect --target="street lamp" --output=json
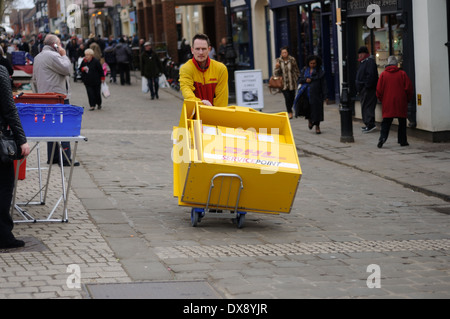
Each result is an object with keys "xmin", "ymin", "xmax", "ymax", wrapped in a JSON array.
[
  {"xmin": 224, "ymin": 0, "xmax": 237, "ymax": 103},
  {"xmin": 339, "ymin": 0, "xmax": 354, "ymax": 143}
]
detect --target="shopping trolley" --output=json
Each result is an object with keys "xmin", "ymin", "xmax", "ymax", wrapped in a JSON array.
[{"xmin": 173, "ymin": 100, "xmax": 302, "ymax": 228}]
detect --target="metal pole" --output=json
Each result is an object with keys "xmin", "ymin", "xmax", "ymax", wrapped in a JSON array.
[
  {"xmin": 225, "ymin": 0, "xmax": 237, "ymax": 103},
  {"xmin": 339, "ymin": 0, "xmax": 355, "ymax": 143}
]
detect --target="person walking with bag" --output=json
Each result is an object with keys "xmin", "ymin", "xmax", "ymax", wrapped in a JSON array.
[
  {"xmin": 274, "ymin": 47, "xmax": 300, "ymax": 119},
  {"xmin": 141, "ymin": 42, "xmax": 163, "ymax": 100},
  {"xmin": 80, "ymin": 48, "xmax": 105, "ymax": 111},
  {"xmin": 297, "ymin": 55, "xmax": 328, "ymax": 134},
  {"xmin": 0, "ymin": 65, "xmax": 30, "ymax": 249},
  {"xmin": 376, "ymin": 56, "xmax": 414, "ymax": 148}
]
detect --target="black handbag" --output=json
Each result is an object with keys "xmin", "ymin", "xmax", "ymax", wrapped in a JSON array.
[{"xmin": 0, "ymin": 129, "xmax": 21, "ymax": 163}]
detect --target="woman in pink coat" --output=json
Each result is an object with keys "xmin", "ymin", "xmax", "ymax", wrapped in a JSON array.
[{"xmin": 376, "ymin": 56, "xmax": 414, "ymax": 148}]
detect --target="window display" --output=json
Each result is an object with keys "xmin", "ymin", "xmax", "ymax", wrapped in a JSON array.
[{"xmin": 355, "ymin": 14, "xmax": 404, "ymax": 74}]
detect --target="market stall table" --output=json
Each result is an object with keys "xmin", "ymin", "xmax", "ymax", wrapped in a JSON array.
[
  {"xmin": 11, "ymin": 136, "xmax": 88, "ymax": 223},
  {"xmin": 12, "ymin": 70, "xmax": 32, "ymax": 84}
]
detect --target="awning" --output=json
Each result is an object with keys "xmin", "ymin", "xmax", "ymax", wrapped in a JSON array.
[{"xmin": 0, "ymin": 24, "xmax": 14, "ymax": 34}]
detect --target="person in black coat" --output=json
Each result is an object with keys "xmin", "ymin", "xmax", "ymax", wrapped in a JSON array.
[
  {"xmin": 355, "ymin": 46, "xmax": 379, "ymax": 133},
  {"xmin": 297, "ymin": 55, "xmax": 328, "ymax": 134},
  {"xmin": 141, "ymin": 42, "xmax": 163, "ymax": 100},
  {"xmin": 79, "ymin": 48, "xmax": 105, "ymax": 111},
  {"xmin": 114, "ymin": 37, "xmax": 132, "ymax": 85},
  {"xmin": 0, "ymin": 65, "xmax": 30, "ymax": 249},
  {"xmin": 66, "ymin": 37, "xmax": 80, "ymax": 82}
]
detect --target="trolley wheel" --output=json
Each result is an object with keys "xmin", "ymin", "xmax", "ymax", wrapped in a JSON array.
[
  {"xmin": 236, "ymin": 212, "xmax": 246, "ymax": 229},
  {"xmin": 190, "ymin": 208, "xmax": 203, "ymax": 227}
]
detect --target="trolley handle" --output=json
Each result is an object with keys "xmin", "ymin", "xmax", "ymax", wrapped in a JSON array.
[{"xmin": 206, "ymin": 173, "xmax": 244, "ymax": 214}]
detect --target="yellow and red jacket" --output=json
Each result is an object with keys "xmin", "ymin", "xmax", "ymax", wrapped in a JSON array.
[{"xmin": 179, "ymin": 57, "xmax": 228, "ymax": 107}]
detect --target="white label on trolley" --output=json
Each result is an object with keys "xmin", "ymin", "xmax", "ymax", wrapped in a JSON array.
[{"xmin": 204, "ymin": 153, "xmax": 298, "ymax": 169}]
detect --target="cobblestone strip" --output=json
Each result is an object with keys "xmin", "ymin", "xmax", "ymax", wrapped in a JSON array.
[
  {"xmin": 154, "ymin": 239, "xmax": 450, "ymax": 259},
  {"xmin": 0, "ymin": 153, "xmax": 131, "ymax": 299}
]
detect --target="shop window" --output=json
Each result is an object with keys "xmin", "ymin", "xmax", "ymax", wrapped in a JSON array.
[
  {"xmin": 355, "ymin": 14, "xmax": 404, "ymax": 75},
  {"xmin": 232, "ymin": 10, "xmax": 250, "ymax": 68},
  {"xmin": 298, "ymin": 2, "xmax": 323, "ymax": 66}
]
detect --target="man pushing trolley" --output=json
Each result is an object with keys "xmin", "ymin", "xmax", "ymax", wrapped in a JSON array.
[{"xmin": 172, "ymin": 100, "xmax": 302, "ymax": 228}]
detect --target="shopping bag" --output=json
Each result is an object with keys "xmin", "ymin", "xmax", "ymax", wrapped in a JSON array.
[
  {"xmin": 101, "ymin": 82, "xmax": 110, "ymax": 98},
  {"xmin": 142, "ymin": 77, "xmax": 149, "ymax": 93},
  {"xmin": 159, "ymin": 74, "xmax": 170, "ymax": 88}
]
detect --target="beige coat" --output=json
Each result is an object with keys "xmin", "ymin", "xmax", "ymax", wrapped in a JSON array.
[
  {"xmin": 274, "ymin": 56, "xmax": 300, "ymax": 91},
  {"xmin": 32, "ymin": 46, "xmax": 72, "ymax": 99}
]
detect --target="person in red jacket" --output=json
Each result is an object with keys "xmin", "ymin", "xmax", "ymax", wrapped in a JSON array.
[{"xmin": 376, "ymin": 56, "xmax": 414, "ymax": 148}]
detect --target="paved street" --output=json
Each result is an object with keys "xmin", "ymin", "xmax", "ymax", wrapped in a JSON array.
[{"xmin": 1, "ymin": 72, "xmax": 450, "ymax": 300}]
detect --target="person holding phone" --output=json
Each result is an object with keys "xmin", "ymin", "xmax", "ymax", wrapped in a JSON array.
[{"xmin": 32, "ymin": 34, "xmax": 79, "ymax": 167}]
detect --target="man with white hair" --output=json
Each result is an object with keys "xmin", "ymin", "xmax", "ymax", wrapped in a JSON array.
[{"xmin": 32, "ymin": 34, "xmax": 79, "ymax": 166}]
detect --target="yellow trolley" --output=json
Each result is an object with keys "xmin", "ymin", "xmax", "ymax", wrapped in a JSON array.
[{"xmin": 172, "ymin": 100, "xmax": 302, "ymax": 228}]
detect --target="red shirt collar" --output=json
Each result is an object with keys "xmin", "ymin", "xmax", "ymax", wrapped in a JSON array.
[{"xmin": 192, "ymin": 57, "xmax": 211, "ymax": 72}]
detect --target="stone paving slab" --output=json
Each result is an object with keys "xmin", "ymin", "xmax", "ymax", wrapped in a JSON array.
[
  {"xmin": 0, "ymin": 151, "xmax": 131, "ymax": 299},
  {"xmin": 2, "ymin": 78, "xmax": 450, "ymax": 300}
]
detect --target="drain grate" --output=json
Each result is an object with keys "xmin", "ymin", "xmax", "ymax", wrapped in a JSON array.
[
  {"xmin": 0, "ymin": 236, "xmax": 48, "ymax": 254},
  {"xmin": 86, "ymin": 281, "xmax": 222, "ymax": 299}
]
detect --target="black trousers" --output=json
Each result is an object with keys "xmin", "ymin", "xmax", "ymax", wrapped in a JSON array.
[
  {"xmin": 47, "ymin": 99, "xmax": 72, "ymax": 163},
  {"xmin": 360, "ymin": 87, "xmax": 377, "ymax": 127},
  {"xmin": 47, "ymin": 141, "xmax": 72, "ymax": 164},
  {"xmin": 0, "ymin": 162, "xmax": 16, "ymax": 244},
  {"xmin": 147, "ymin": 76, "xmax": 159, "ymax": 98},
  {"xmin": 85, "ymin": 84, "xmax": 102, "ymax": 107},
  {"xmin": 282, "ymin": 90, "xmax": 296, "ymax": 114},
  {"xmin": 109, "ymin": 63, "xmax": 117, "ymax": 82},
  {"xmin": 379, "ymin": 117, "xmax": 408, "ymax": 145},
  {"xmin": 118, "ymin": 63, "xmax": 130, "ymax": 85}
]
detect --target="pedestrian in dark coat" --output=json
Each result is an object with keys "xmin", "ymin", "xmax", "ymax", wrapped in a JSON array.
[
  {"xmin": 114, "ymin": 37, "xmax": 132, "ymax": 85},
  {"xmin": 66, "ymin": 37, "xmax": 79, "ymax": 82},
  {"xmin": 356, "ymin": 46, "xmax": 379, "ymax": 133},
  {"xmin": 376, "ymin": 56, "xmax": 414, "ymax": 148},
  {"xmin": 141, "ymin": 42, "xmax": 163, "ymax": 100},
  {"xmin": 297, "ymin": 55, "xmax": 327, "ymax": 134},
  {"xmin": 0, "ymin": 65, "xmax": 30, "ymax": 249},
  {"xmin": 80, "ymin": 48, "xmax": 105, "ymax": 111}
]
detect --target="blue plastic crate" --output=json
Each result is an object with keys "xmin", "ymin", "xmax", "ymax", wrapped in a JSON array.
[
  {"xmin": 16, "ymin": 104, "xmax": 84, "ymax": 137},
  {"xmin": 12, "ymin": 51, "xmax": 27, "ymax": 65}
]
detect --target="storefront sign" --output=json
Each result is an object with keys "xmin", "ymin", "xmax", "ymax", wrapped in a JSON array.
[
  {"xmin": 235, "ymin": 70, "xmax": 264, "ymax": 110},
  {"xmin": 231, "ymin": 0, "xmax": 246, "ymax": 7},
  {"xmin": 346, "ymin": 0, "xmax": 399, "ymax": 17},
  {"xmin": 269, "ymin": 0, "xmax": 312, "ymax": 10}
]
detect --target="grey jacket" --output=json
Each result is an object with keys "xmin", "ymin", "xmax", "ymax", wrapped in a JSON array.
[
  {"xmin": 114, "ymin": 43, "xmax": 131, "ymax": 64},
  {"xmin": 32, "ymin": 45, "xmax": 72, "ymax": 99}
]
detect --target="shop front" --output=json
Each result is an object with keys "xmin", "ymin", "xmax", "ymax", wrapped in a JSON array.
[
  {"xmin": 270, "ymin": 0, "xmax": 340, "ymax": 102},
  {"xmin": 229, "ymin": 0, "xmax": 254, "ymax": 70},
  {"xmin": 344, "ymin": 0, "xmax": 417, "ymax": 126}
]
